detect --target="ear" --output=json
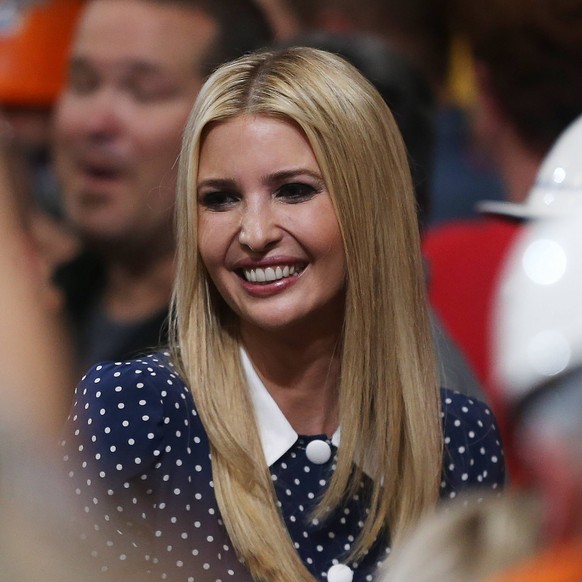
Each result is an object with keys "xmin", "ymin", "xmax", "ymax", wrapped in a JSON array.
[{"xmin": 472, "ymin": 61, "xmax": 507, "ymax": 137}]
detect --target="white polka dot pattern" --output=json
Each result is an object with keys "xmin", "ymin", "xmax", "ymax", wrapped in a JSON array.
[{"xmin": 61, "ymin": 353, "xmax": 505, "ymax": 580}]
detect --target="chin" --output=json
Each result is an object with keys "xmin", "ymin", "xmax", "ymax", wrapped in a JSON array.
[
  {"xmin": 79, "ymin": 223, "xmax": 133, "ymax": 250},
  {"xmin": 226, "ymin": 290, "xmax": 345, "ymax": 337},
  {"xmin": 240, "ymin": 307, "xmax": 336, "ymax": 336}
]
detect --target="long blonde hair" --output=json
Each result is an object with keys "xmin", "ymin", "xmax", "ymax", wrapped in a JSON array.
[{"xmin": 171, "ymin": 47, "xmax": 442, "ymax": 581}]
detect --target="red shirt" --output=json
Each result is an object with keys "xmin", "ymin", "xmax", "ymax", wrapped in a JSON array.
[{"xmin": 423, "ymin": 216, "xmax": 522, "ymax": 476}]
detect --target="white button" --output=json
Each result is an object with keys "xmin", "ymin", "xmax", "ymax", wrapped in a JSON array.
[
  {"xmin": 305, "ymin": 439, "xmax": 331, "ymax": 464},
  {"xmin": 327, "ymin": 564, "xmax": 353, "ymax": 582}
]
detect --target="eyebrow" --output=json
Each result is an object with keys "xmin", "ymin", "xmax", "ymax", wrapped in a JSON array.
[
  {"xmin": 69, "ymin": 56, "xmax": 170, "ymax": 78},
  {"xmin": 197, "ymin": 168, "xmax": 325, "ymax": 190}
]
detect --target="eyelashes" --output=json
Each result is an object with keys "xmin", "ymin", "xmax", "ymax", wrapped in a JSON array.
[
  {"xmin": 276, "ymin": 182, "xmax": 320, "ymax": 203},
  {"xmin": 198, "ymin": 191, "xmax": 239, "ymax": 211},
  {"xmin": 198, "ymin": 182, "xmax": 323, "ymax": 211}
]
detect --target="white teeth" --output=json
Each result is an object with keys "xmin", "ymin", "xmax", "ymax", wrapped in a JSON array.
[{"xmin": 243, "ymin": 265, "xmax": 302, "ymax": 283}]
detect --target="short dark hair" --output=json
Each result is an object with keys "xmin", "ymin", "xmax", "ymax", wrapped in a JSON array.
[
  {"xmin": 455, "ymin": 0, "xmax": 582, "ymax": 155},
  {"xmin": 281, "ymin": 0, "xmax": 452, "ymax": 90},
  {"xmin": 152, "ymin": 0, "xmax": 274, "ymax": 75}
]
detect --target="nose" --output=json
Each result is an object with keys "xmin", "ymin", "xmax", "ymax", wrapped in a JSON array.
[
  {"xmin": 77, "ymin": 88, "xmax": 123, "ymax": 141},
  {"xmin": 238, "ymin": 198, "xmax": 282, "ymax": 253}
]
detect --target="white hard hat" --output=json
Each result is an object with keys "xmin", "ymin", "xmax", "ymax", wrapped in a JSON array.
[
  {"xmin": 493, "ymin": 208, "xmax": 582, "ymax": 404},
  {"xmin": 478, "ymin": 114, "xmax": 582, "ymax": 219}
]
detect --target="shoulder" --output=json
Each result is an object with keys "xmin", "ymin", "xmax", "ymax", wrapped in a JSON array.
[
  {"xmin": 440, "ymin": 388, "xmax": 496, "ymax": 431},
  {"xmin": 440, "ymin": 388, "xmax": 505, "ymax": 496},
  {"xmin": 440, "ymin": 389, "xmax": 501, "ymax": 449},
  {"xmin": 75, "ymin": 351, "xmax": 187, "ymax": 409},
  {"xmin": 62, "ymin": 352, "xmax": 195, "ymax": 478}
]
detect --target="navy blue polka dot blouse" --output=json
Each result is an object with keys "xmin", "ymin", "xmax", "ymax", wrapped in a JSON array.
[{"xmin": 61, "ymin": 352, "xmax": 505, "ymax": 581}]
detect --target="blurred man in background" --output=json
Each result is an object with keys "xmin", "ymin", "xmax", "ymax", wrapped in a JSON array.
[
  {"xmin": 52, "ymin": 0, "xmax": 273, "ymax": 376},
  {"xmin": 489, "ymin": 196, "xmax": 582, "ymax": 581},
  {"xmin": 422, "ymin": 0, "xmax": 582, "ymax": 452}
]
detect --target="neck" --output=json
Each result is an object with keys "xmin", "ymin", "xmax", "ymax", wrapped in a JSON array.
[
  {"xmin": 242, "ymin": 323, "xmax": 342, "ymax": 437},
  {"xmin": 101, "ymin": 247, "xmax": 175, "ymax": 322}
]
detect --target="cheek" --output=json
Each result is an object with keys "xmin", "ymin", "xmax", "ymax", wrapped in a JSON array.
[
  {"xmin": 319, "ymin": 226, "xmax": 347, "ymax": 288},
  {"xmin": 324, "ymin": 222, "xmax": 344, "ymax": 258},
  {"xmin": 197, "ymin": 215, "xmax": 228, "ymax": 275},
  {"xmin": 53, "ymin": 102, "xmax": 78, "ymax": 149},
  {"xmin": 52, "ymin": 113, "xmax": 77, "ymax": 188},
  {"xmin": 137, "ymin": 104, "xmax": 193, "ymax": 157},
  {"xmin": 303, "ymin": 214, "xmax": 345, "ymax": 266},
  {"xmin": 56, "ymin": 90, "xmax": 94, "ymax": 132}
]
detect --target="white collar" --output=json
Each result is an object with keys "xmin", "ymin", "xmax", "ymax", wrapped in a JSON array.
[{"xmin": 240, "ymin": 348, "xmax": 341, "ymax": 466}]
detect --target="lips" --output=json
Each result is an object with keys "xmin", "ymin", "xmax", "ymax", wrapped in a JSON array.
[
  {"xmin": 84, "ymin": 165, "xmax": 119, "ymax": 179},
  {"xmin": 80, "ymin": 159, "xmax": 124, "ymax": 181},
  {"xmin": 72, "ymin": 147, "xmax": 127, "ymax": 182}
]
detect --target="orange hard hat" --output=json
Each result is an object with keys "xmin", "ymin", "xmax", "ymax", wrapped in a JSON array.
[{"xmin": 0, "ymin": 0, "xmax": 84, "ymax": 107}]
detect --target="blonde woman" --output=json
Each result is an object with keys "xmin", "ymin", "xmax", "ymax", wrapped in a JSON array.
[{"xmin": 62, "ymin": 48, "xmax": 505, "ymax": 582}]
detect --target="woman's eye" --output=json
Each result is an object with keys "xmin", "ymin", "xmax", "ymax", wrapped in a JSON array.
[
  {"xmin": 198, "ymin": 191, "xmax": 239, "ymax": 211},
  {"xmin": 276, "ymin": 182, "xmax": 319, "ymax": 203}
]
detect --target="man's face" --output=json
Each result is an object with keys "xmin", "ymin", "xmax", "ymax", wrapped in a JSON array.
[{"xmin": 53, "ymin": 0, "xmax": 217, "ymax": 251}]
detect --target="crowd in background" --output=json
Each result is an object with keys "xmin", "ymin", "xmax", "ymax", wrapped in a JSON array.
[{"xmin": 1, "ymin": 0, "xmax": 582, "ymax": 580}]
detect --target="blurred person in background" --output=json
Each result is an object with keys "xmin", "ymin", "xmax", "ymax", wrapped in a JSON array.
[
  {"xmin": 0, "ymin": 127, "xmax": 73, "ymax": 441},
  {"xmin": 379, "ymin": 491, "xmax": 541, "ymax": 582},
  {"xmin": 1, "ymin": 11, "xmax": 102, "ymax": 563},
  {"xmin": 271, "ymin": 0, "xmax": 508, "ymax": 224},
  {"xmin": 486, "ymin": 204, "xmax": 582, "ymax": 581},
  {"xmin": 273, "ymin": 0, "xmax": 451, "ymax": 91},
  {"xmin": 379, "ymin": 118, "xmax": 582, "ymax": 582},
  {"xmin": 52, "ymin": 0, "xmax": 273, "ymax": 377},
  {"xmin": 0, "ymin": 0, "xmax": 81, "ymax": 428},
  {"xmin": 422, "ymin": 0, "xmax": 582, "ymax": 465},
  {"xmin": 483, "ymin": 115, "xmax": 582, "ymax": 481},
  {"xmin": 1, "ymin": 80, "xmax": 97, "ymax": 579}
]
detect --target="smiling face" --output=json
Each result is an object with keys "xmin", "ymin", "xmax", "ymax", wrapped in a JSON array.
[
  {"xmin": 197, "ymin": 115, "xmax": 347, "ymax": 335},
  {"xmin": 53, "ymin": 0, "xmax": 217, "ymax": 250}
]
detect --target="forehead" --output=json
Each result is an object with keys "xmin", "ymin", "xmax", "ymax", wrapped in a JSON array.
[
  {"xmin": 73, "ymin": 0, "xmax": 218, "ymax": 75},
  {"xmin": 199, "ymin": 115, "xmax": 321, "ymax": 174}
]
